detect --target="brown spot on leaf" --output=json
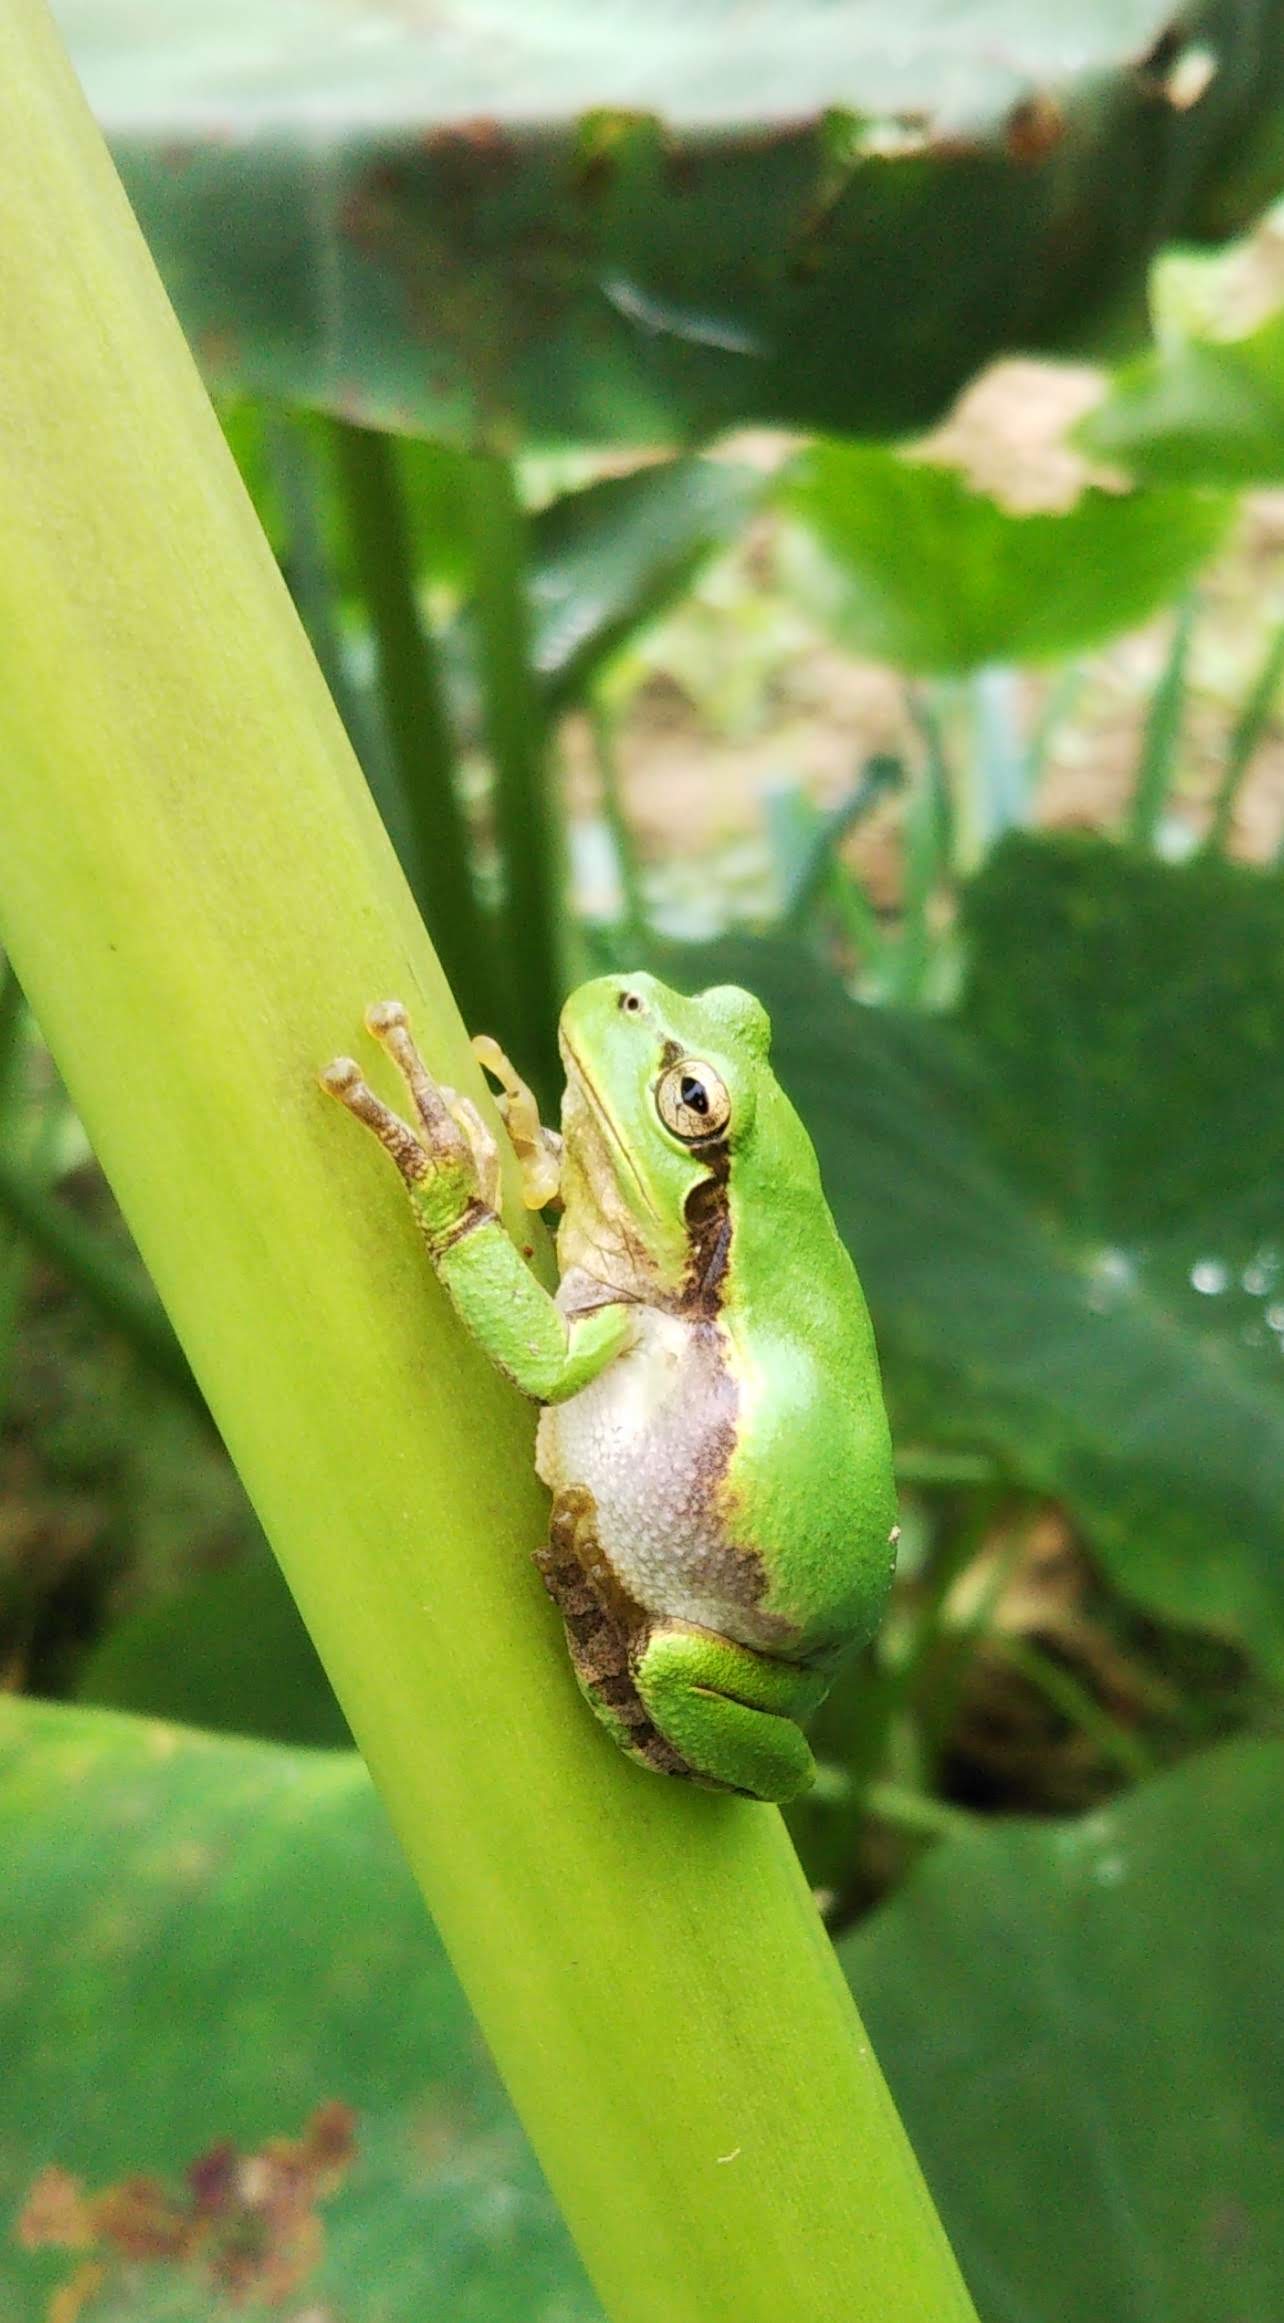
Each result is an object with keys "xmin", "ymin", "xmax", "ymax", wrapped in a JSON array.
[
  {"xmin": 16, "ymin": 2104, "xmax": 356, "ymax": 2316},
  {"xmin": 1005, "ymin": 93, "xmax": 1066, "ymax": 165}
]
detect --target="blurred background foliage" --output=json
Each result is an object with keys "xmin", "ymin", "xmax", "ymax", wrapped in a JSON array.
[{"xmin": 4, "ymin": 3, "xmax": 1284, "ymax": 2318}]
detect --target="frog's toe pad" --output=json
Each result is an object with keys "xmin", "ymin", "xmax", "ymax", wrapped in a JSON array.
[{"xmin": 365, "ymin": 999, "xmax": 409, "ymax": 1037}]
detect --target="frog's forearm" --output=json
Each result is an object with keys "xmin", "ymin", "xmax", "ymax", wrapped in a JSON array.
[{"xmin": 436, "ymin": 1211, "xmax": 630, "ymax": 1403}]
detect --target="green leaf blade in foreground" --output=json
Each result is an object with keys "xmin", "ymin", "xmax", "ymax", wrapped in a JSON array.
[
  {"xmin": 843, "ymin": 1739, "xmax": 1284, "ymax": 2323},
  {"xmin": 0, "ymin": 1695, "xmax": 597, "ymax": 2323},
  {"xmin": 1080, "ymin": 306, "xmax": 1284, "ymax": 485},
  {"xmin": 0, "ymin": 11, "xmax": 974, "ymax": 2321},
  {"xmin": 784, "ymin": 440, "xmax": 1230, "ymax": 675},
  {"xmin": 8, "ymin": 1699, "xmax": 1281, "ymax": 2323},
  {"xmin": 54, "ymin": 0, "xmax": 1284, "ymax": 445},
  {"xmin": 689, "ymin": 836, "xmax": 1284, "ymax": 1661}
]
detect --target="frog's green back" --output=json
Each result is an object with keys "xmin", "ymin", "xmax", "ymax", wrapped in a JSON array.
[{"xmin": 719, "ymin": 1077, "xmax": 898, "ymax": 1660}]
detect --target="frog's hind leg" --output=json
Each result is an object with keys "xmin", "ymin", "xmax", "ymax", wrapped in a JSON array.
[
  {"xmin": 536, "ymin": 1487, "xmax": 690, "ymax": 1781},
  {"xmin": 633, "ymin": 1624, "xmax": 829, "ymax": 1804}
]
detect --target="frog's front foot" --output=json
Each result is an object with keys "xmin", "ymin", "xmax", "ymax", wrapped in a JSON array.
[{"xmin": 321, "ymin": 1000, "xmax": 501, "ymax": 1235}]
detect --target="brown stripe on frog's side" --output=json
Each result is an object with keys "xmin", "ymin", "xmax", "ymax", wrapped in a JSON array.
[
  {"xmin": 680, "ymin": 1139, "xmax": 732, "ymax": 1311},
  {"xmin": 536, "ymin": 1485, "xmax": 693, "ymax": 1778},
  {"xmin": 675, "ymin": 1145, "xmax": 799, "ymax": 1653}
]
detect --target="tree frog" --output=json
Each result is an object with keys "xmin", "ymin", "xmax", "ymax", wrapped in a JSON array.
[{"xmin": 322, "ymin": 973, "xmax": 898, "ymax": 1803}]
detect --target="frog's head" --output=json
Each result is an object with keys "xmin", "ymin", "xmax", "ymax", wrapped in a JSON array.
[{"xmin": 556, "ymin": 970, "xmax": 788, "ymax": 1294}]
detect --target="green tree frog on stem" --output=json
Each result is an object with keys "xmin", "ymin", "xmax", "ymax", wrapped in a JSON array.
[{"xmin": 322, "ymin": 972, "xmax": 898, "ymax": 1804}]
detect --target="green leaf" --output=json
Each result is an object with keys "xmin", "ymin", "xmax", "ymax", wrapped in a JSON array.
[
  {"xmin": 530, "ymin": 457, "xmax": 765, "ymax": 709},
  {"xmin": 783, "ymin": 442, "xmax": 1229, "ymax": 675},
  {"xmin": 1081, "ymin": 307, "xmax": 1284, "ymax": 485},
  {"xmin": 683, "ymin": 835, "xmax": 1284, "ymax": 1659},
  {"xmin": 55, "ymin": 0, "xmax": 1284, "ymax": 445},
  {"xmin": 76, "ymin": 1547, "xmax": 350, "ymax": 1747},
  {"xmin": 842, "ymin": 1740, "xmax": 1284, "ymax": 2323},
  {"xmin": 0, "ymin": 1695, "xmax": 599, "ymax": 2323}
]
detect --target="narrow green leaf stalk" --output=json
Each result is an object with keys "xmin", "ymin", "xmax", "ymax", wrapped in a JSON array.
[
  {"xmin": 1203, "ymin": 614, "xmax": 1284, "ymax": 856},
  {"xmin": 779, "ymin": 755, "xmax": 901, "ymax": 966},
  {"xmin": 331, "ymin": 419, "xmax": 498, "ymax": 1030},
  {"xmin": 263, "ymin": 409, "xmax": 389, "ymax": 799},
  {"xmin": 893, "ymin": 712, "xmax": 953, "ymax": 1007},
  {"xmin": 0, "ymin": 13, "xmax": 978, "ymax": 2322},
  {"xmin": 0, "ymin": 965, "xmax": 34, "ymax": 1423},
  {"xmin": 589, "ymin": 694, "xmax": 652, "ymax": 960},
  {"xmin": 466, "ymin": 448, "xmax": 566, "ymax": 1100},
  {"xmin": 990, "ymin": 1632, "xmax": 1155, "ymax": 1783},
  {"xmin": 1129, "ymin": 596, "xmax": 1195, "ymax": 851},
  {"xmin": 0, "ymin": 1147, "xmax": 201, "ymax": 1413}
]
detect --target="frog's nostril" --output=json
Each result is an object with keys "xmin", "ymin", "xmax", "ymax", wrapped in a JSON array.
[{"xmin": 619, "ymin": 990, "xmax": 645, "ymax": 1015}]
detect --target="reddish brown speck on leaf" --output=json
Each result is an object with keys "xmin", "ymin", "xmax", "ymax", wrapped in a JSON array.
[
  {"xmin": 1203, "ymin": 2196, "xmax": 1252, "ymax": 2259},
  {"xmin": 187, "ymin": 2139, "xmax": 237, "ymax": 2214},
  {"xmin": 429, "ymin": 115, "xmax": 506, "ymax": 155},
  {"xmin": 1005, "ymin": 92, "xmax": 1066, "ymax": 164},
  {"xmin": 666, "ymin": 146, "xmax": 700, "ymax": 193},
  {"xmin": 195, "ymin": 326, "xmax": 241, "ymax": 377}
]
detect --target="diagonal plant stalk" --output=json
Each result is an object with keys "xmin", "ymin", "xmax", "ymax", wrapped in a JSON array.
[{"xmin": 0, "ymin": 10, "xmax": 978, "ymax": 2322}]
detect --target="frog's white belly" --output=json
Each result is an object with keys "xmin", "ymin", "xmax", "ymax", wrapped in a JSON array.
[{"xmin": 536, "ymin": 1303, "xmax": 780, "ymax": 1649}]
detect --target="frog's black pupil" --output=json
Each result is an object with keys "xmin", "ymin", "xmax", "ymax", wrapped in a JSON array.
[{"xmin": 680, "ymin": 1075, "xmax": 709, "ymax": 1114}]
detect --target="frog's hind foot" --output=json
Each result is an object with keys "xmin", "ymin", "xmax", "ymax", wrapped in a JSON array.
[
  {"xmin": 537, "ymin": 1487, "xmax": 691, "ymax": 1781},
  {"xmin": 632, "ymin": 1623, "xmax": 824, "ymax": 1805}
]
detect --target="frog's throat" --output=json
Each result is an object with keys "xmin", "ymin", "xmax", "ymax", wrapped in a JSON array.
[{"xmin": 559, "ymin": 1035, "xmax": 662, "ymax": 1227}]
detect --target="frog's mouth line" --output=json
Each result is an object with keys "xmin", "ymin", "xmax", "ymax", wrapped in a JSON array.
[{"xmin": 559, "ymin": 1033, "xmax": 662, "ymax": 1224}]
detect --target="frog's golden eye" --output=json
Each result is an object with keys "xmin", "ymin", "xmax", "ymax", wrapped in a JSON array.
[{"xmin": 656, "ymin": 1059, "xmax": 731, "ymax": 1143}]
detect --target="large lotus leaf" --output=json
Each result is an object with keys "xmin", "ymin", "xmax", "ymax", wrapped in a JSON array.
[
  {"xmin": 682, "ymin": 834, "xmax": 1284, "ymax": 1658},
  {"xmin": 0, "ymin": 1696, "xmax": 599, "ymax": 2323},
  {"xmin": 842, "ymin": 1740, "xmax": 1284, "ymax": 2323},
  {"xmin": 1079, "ymin": 305, "xmax": 1284, "ymax": 484},
  {"xmin": 782, "ymin": 440, "xmax": 1230, "ymax": 674},
  {"xmin": 54, "ymin": 0, "xmax": 1284, "ymax": 446}
]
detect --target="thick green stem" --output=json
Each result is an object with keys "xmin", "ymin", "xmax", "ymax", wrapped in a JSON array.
[
  {"xmin": 0, "ymin": 13, "xmax": 977, "ymax": 2321},
  {"xmin": 330, "ymin": 418, "xmax": 498, "ymax": 1030},
  {"xmin": 466, "ymin": 449, "xmax": 565, "ymax": 1100}
]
